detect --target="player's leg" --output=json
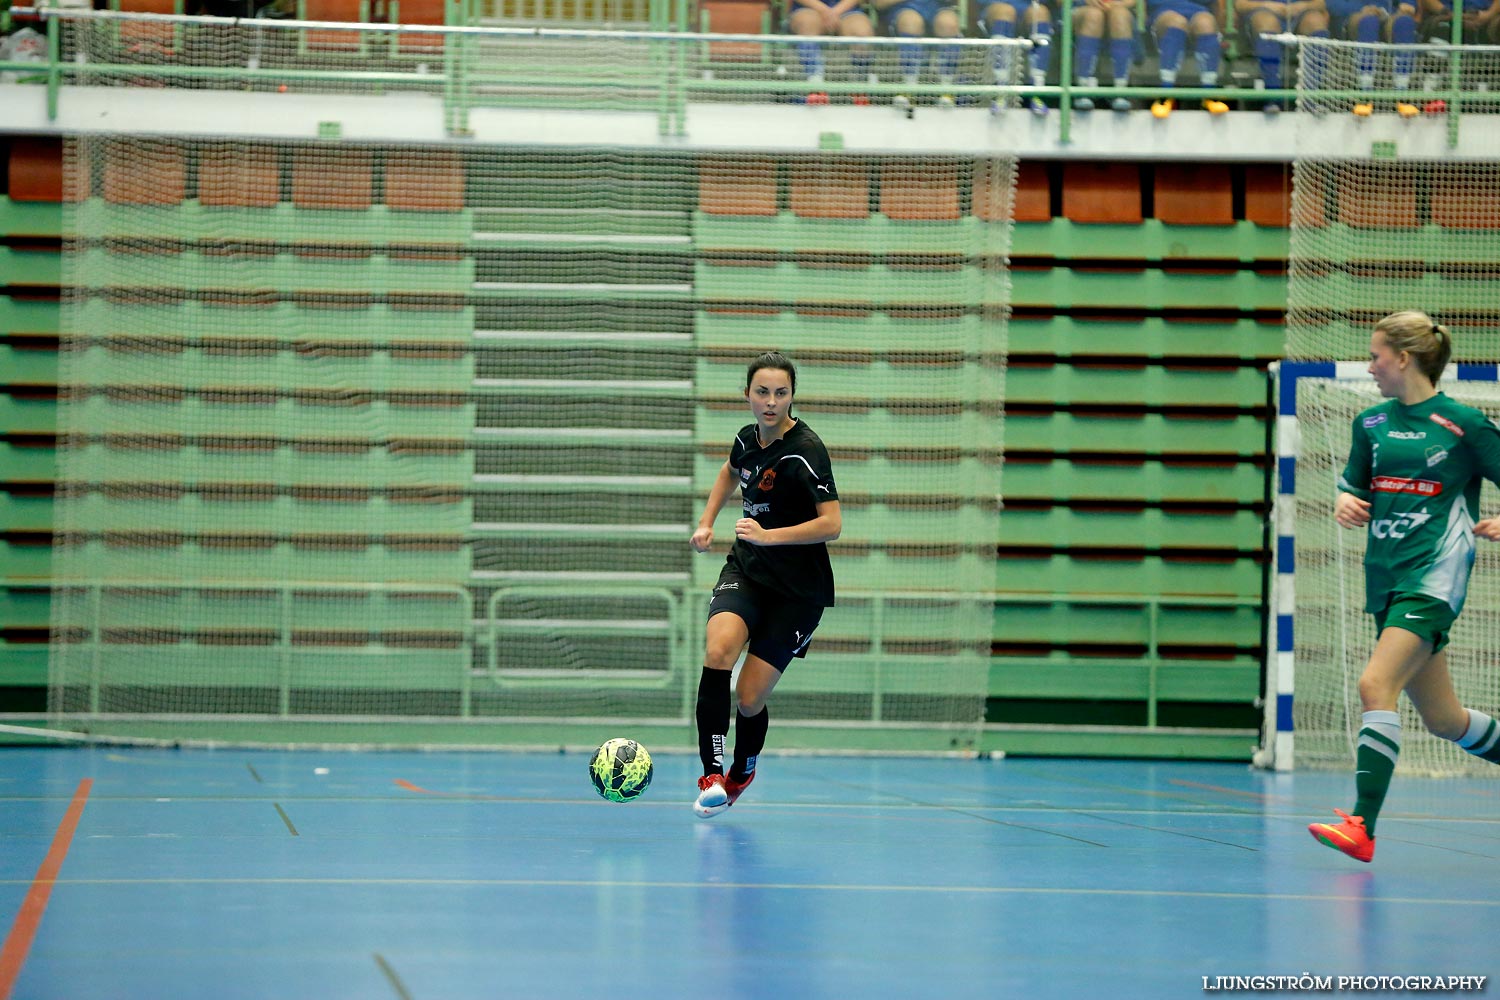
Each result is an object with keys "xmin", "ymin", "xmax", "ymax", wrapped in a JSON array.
[
  {"xmin": 890, "ymin": 5, "xmax": 928, "ymax": 85},
  {"xmin": 1406, "ymin": 652, "xmax": 1500, "ymax": 764},
  {"xmin": 1350, "ymin": 7, "xmax": 1385, "ymax": 87},
  {"xmin": 1385, "ymin": 3, "xmax": 1417, "ymax": 89},
  {"xmin": 931, "ymin": 4, "xmax": 963, "ymax": 86},
  {"xmin": 1309, "ymin": 619, "xmax": 1431, "ymax": 861},
  {"xmin": 840, "ymin": 10, "xmax": 877, "ymax": 86},
  {"xmin": 788, "ymin": 6, "xmax": 830, "ymax": 83},
  {"xmin": 1024, "ymin": 0, "xmax": 1053, "ymax": 88},
  {"xmin": 698, "ymin": 609, "xmax": 748, "ymax": 778},
  {"xmin": 1247, "ymin": 9, "xmax": 1287, "ymax": 89},
  {"xmin": 1072, "ymin": 2, "xmax": 1105, "ymax": 86},
  {"xmin": 725, "ymin": 653, "xmax": 784, "ymax": 797},
  {"xmin": 982, "ymin": 1, "xmax": 1020, "ymax": 84},
  {"xmin": 1188, "ymin": 8, "xmax": 1222, "ymax": 90}
]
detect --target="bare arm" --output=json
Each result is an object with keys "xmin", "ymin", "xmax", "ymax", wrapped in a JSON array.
[
  {"xmin": 736, "ymin": 500, "xmax": 842, "ymax": 547},
  {"xmin": 689, "ymin": 461, "xmax": 738, "ymax": 553}
]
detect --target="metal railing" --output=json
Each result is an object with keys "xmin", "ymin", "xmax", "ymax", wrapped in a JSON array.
[{"xmin": 4, "ymin": 5, "xmax": 1494, "ymax": 144}]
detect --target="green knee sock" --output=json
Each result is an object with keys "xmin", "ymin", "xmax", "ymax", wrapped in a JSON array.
[{"xmin": 1353, "ymin": 709, "xmax": 1401, "ymax": 836}]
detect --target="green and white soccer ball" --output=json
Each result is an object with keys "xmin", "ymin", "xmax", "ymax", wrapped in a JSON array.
[{"xmin": 589, "ymin": 738, "xmax": 653, "ymax": 803}]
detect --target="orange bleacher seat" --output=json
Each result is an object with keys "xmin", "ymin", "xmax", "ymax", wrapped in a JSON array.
[
  {"xmin": 8, "ymin": 137, "xmax": 88, "ymax": 203},
  {"xmin": 1061, "ymin": 162, "xmax": 1142, "ymax": 224},
  {"xmin": 389, "ymin": 0, "xmax": 446, "ymax": 55},
  {"xmin": 292, "ymin": 148, "xmax": 374, "ymax": 210},
  {"xmin": 102, "ymin": 140, "xmax": 187, "ymax": 206},
  {"xmin": 1336, "ymin": 164, "xmax": 1417, "ymax": 229},
  {"xmin": 700, "ymin": 0, "xmax": 774, "ymax": 62},
  {"xmin": 116, "ymin": 0, "xmax": 181, "ymax": 51},
  {"xmin": 880, "ymin": 162, "xmax": 960, "ymax": 222},
  {"xmin": 198, "ymin": 145, "xmax": 282, "ymax": 209},
  {"xmin": 789, "ymin": 159, "xmax": 869, "ymax": 219},
  {"xmin": 300, "ymin": 0, "xmax": 370, "ymax": 52},
  {"xmin": 699, "ymin": 158, "xmax": 779, "ymax": 217},
  {"xmin": 971, "ymin": 159, "xmax": 1045, "ymax": 223},
  {"xmin": 1243, "ymin": 163, "xmax": 1291, "ymax": 228},
  {"xmin": 386, "ymin": 151, "xmax": 465, "ymax": 212},
  {"xmin": 1429, "ymin": 165, "xmax": 1500, "ymax": 230},
  {"xmin": 1288, "ymin": 165, "xmax": 1327, "ymax": 230},
  {"xmin": 1153, "ymin": 164, "xmax": 1233, "ymax": 225}
]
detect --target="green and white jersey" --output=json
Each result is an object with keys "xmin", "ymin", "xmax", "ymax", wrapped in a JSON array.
[{"xmin": 1340, "ymin": 392, "xmax": 1500, "ymax": 614}]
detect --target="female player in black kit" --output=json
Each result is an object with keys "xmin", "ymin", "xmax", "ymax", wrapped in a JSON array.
[{"xmin": 689, "ymin": 352, "xmax": 841, "ymax": 818}]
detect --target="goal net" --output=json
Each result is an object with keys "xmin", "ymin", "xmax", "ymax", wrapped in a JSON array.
[{"xmin": 47, "ymin": 131, "xmax": 1013, "ymax": 750}]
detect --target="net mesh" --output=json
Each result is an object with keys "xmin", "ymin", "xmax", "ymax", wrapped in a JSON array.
[
  {"xmin": 48, "ymin": 135, "xmax": 1014, "ymax": 748},
  {"xmin": 1281, "ymin": 39, "xmax": 1500, "ymax": 773},
  {"xmin": 1289, "ymin": 376, "xmax": 1500, "ymax": 776}
]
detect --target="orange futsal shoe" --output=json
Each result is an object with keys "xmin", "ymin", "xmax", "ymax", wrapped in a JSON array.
[
  {"xmin": 1308, "ymin": 808, "xmax": 1375, "ymax": 863},
  {"xmin": 724, "ymin": 770, "xmax": 755, "ymax": 806},
  {"xmin": 694, "ymin": 773, "xmax": 730, "ymax": 818}
]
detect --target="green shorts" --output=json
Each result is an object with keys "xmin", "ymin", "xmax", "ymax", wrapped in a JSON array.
[{"xmin": 1373, "ymin": 593, "xmax": 1457, "ymax": 653}]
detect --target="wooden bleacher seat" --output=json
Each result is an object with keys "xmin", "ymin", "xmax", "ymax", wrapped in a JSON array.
[
  {"xmin": 698, "ymin": 158, "xmax": 778, "ymax": 217},
  {"xmin": 388, "ymin": 0, "xmax": 446, "ymax": 57},
  {"xmin": 102, "ymin": 140, "xmax": 187, "ymax": 206},
  {"xmin": 1061, "ymin": 162, "xmax": 1142, "ymax": 224},
  {"xmin": 880, "ymin": 162, "xmax": 960, "ymax": 222},
  {"xmin": 386, "ymin": 151, "xmax": 464, "ymax": 213},
  {"xmin": 1429, "ymin": 165, "xmax": 1500, "ymax": 230},
  {"xmin": 298, "ymin": 0, "xmax": 371, "ymax": 53},
  {"xmin": 789, "ymin": 158, "xmax": 869, "ymax": 219},
  {"xmin": 8, "ymin": 137, "xmax": 88, "ymax": 203},
  {"xmin": 198, "ymin": 145, "xmax": 282, "ymax": 209},
  {"xmin": 1243, "ymin": 163, "xmax": 1290, "ymax": 228},
  {"xmin": 1336, "ymin": 165, "xmax": 1417, "ymax": 229},
  {"xmin": 115, "ymin": 0, "xmax": 181, "ymax": 52},
  {"xmin": 292, "ymin": 148, "xmax": 374, "ymax": 210},
  {"xmin": 699, "ymin": 0, "xmax": 775, "ymax": 63},
  {"xmin": 1153, "ymin": 164, "xmax": 1233, "ymax": 226}
]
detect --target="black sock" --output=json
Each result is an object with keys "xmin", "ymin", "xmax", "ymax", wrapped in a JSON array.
[
  {"xmin": 696, "ymin": 667, "xmax": 731, "ymax": 776},
  {"xmin": 729, "ymin": 705, "xmax": 768, "ymax": 782}
]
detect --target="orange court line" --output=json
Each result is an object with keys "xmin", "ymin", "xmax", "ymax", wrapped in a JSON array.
[{"xmin": 0, "ymin": 778, "xmax": 93, "ymax": 1000}]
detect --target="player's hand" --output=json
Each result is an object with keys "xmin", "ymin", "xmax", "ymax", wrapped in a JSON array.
[
  {"xmin": 820, "ymin": 2, "xmax": 840, "ymax": 30},
  {"xmin": 1475, "ymin": 518, "xmax": 1500, "ymax": 542},
  {"xmin": 689, "ymin": 526, "xmax": 713, "ymax": 552},
  {"xmin": 735, "ymin": 518, "xmax": 769, "ymax": 545},
  {"xmin": 1334, "ymin": 492, "xmax": 1371, "ymax": 529}
]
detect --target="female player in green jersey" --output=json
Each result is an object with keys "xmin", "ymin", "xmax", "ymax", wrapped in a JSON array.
[
  {"xmin": 688, "ymin": 352, "xmax": 841, "ymax": 818},
  {"xmin": 1309, "ymin": 311, "xmax": 1500, "ymax": 863}
]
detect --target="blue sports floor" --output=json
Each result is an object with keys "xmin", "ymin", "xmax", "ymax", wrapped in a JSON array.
[{"xmin": 2, "ymin": 748, "xmax": 1497, "ymax": 1000}]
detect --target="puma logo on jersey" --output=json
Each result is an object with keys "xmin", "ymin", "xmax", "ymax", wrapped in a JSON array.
[{"xmin": 816, "ymin": 484, "xmax": 830, "ymax": 492}]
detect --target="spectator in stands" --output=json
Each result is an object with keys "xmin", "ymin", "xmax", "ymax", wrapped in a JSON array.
[
  {"xmin": 1235, "ymin": 0, "xmax": 1329, "ymax": 102},
  {"xmin": 1146, "ymin": 0, "xmax": 1226, "ymax": 115},
  {"xmin": 1327, "ymin": 0, "xmax": 1419, "ymax": 91},
  {"xmin": 977, "ymin": 0, "xmax": 1054, "ymax": 110},
  {"xmin": 1069, "ymin": 0, "xmax": 1138, "ymax": 109},
  {"xmin": 875, "ymin": 0, "xmax": 962, "ymax": 91},
  {"xmin": 1419, "ymin": 0, "xmax": 1500, "ymax": 43},
  {"xmin": 690, "ymin": 351, "xmax": 841, "ymax": 820},
  {"xmin": 788, "ymin": 0, "xmax": 877, "ymax": 93}
]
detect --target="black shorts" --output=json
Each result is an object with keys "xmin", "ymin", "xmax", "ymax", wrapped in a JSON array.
[{"xmin": 708, "ymin": 564, "xmax": 825, "ymax": 672}]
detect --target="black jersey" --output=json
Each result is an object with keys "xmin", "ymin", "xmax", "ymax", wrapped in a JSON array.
[{"xmin": 725, "ymin": 419, "xmax": 839, "ymax": 607}]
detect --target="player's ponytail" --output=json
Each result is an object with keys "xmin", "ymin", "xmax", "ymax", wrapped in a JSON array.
[{"xmin": 1376, "ymin": 311, "xmax": 1451, "ymax": 385}]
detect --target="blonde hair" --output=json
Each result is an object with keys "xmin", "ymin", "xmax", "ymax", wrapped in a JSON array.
[{"xmin": 1376, "ymin": 310, "xmax": 1452, "ymax": 385}]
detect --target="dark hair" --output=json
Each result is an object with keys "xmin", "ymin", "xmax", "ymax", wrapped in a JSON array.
[
  {"xmin": 1376, "ymin": 310, "xmax": 1452, "ymax": 385},
  {"xmin": 745, "ymin": 351, "xmax": 797, "ymax": 395}
]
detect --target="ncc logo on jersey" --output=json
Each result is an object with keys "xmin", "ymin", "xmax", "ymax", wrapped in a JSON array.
[{"xmin": 1371, "ymin": 510, "xmax": 1433, "ymax": 539}]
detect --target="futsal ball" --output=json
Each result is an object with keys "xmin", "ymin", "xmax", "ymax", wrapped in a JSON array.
[{"xmin": 589, "ymin": 738, "xmax": 653, "ymax": 803}]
